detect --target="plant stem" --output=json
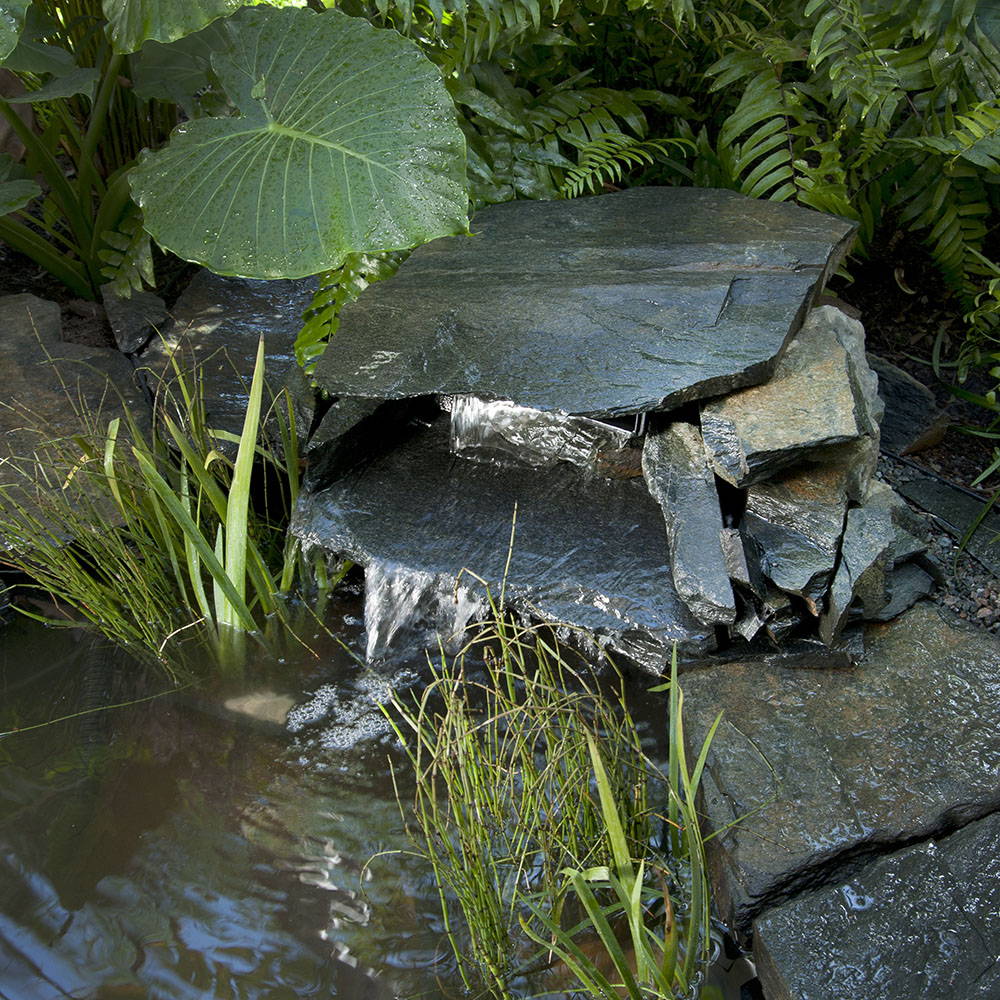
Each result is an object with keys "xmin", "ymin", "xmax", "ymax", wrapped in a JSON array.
[{"xmin": 0, "ymin": 216, "xmax": 95, "ymax": 298}]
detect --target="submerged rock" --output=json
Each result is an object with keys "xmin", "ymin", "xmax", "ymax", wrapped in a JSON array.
[
  {"xmin": 292, "ymin": 418, "xmax": 715, "ymax": 672},
  {"xmin": 681, "ymin": 603, "xmax": 1000, "ymax": 937},
  {"xmin": 702, "ymin": 307, "xmax": 882, "ymax": 487},
  {"xmin": 642, "ymin": 423, "xmax": 735, "ymax": 625},
  {"xmin": 314, "ymin": 188, "xmax": 855, "ymax": 419},
  {"xmin": 754, "ymin": 811, "xmax": 1000, "ymax": 1000}
]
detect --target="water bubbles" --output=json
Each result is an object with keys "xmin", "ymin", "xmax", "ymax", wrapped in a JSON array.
[{"xmin": 840, "ymin": 883, "xmax": 876, "ymax": 911}]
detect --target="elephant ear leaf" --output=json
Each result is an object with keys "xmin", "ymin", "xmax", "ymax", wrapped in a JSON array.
[
  {"xmin": 0, "ymin": 0, "xmax": 31, "ymax": 61},
  {"xmin": 0, "ymin": 153, "xmax": 40, "ymax": 215},
  {"xmin": 129, "ymin": 6, "xmax": 469, "ymax": 280},
  {"xmin": 101, "ymin": 0, "xmax": 246, "ymax": 53}
]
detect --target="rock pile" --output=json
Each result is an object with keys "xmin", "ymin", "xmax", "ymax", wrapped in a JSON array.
[{"xmin": 290, "ymin": 187, "xmax": 934, "ymax": 670}]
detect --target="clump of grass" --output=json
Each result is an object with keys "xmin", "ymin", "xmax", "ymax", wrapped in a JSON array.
[
  {"xmin": 0, "ymin": 337, "xmax": 322, "ymax": 672},
  {"xmin": 384, "ymin": 605, "xmax": 721, "ymax": 1000}
]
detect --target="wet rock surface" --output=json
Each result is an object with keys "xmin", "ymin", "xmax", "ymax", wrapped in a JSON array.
[
  {"xmin": 702, "ymin": 307, "xmax": 881, "ymax": 487},
  {"xmin": 313, "ymin": 188, "xmax": 855, "ymax": 419},
  {"xmin": 754, "ymin": 811, "xmax": 1000, "ymax": 1000},
  {"xmin": 138, "ymin": 270, "xmax": 316, "ymax": 438},
  {"xmin": 0, "ymin": 293, "xmax": 147, "ymax": 516},
  {"xmin": 681, "ymin": 603, "xmax": 1000, "ymax": 938},
  {"xmin": 642, "ymin": 423, "xmax": 735, "ymax": 625},
  {"xmin": 292, "ymin": 418, "xmax": 715, "ymax": 672}
]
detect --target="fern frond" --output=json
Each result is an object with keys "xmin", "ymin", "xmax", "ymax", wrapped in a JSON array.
[
  {"xmin": 97, "ymin": 206, "xmax": 154, "ymax": 297},
  {"xmin": 295, "ymin": 251, "xmax": 408, "ymax": 370},
  {"xmin": 557, "ymin": 132, "xmax": 690, "ymax": 199}
]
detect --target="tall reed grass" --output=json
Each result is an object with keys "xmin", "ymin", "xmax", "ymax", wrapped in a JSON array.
[
  {"xmin": 385, "ymin": 606, "xmax": 721, "ymax": 1000},
  {"xmin": 0, "ymin": 338, "xmax": 319, "ymax": 671}
]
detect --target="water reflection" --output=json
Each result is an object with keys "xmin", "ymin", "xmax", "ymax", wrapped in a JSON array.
[{"xmin": 0, "ymin": 602, "xmax": 448, "ymax": 999}]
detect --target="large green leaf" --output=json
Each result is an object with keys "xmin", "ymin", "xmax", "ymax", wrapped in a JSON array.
[
  {"xmin": 0, "ymin": 1, "xmax": 30, "ymax": 62},
  {"xmin": 130, "ymin": 6, "xmax": 468, "ymax": 279},
  {"xmin": 102, "ymin": 0, "xmax": 243, "ymax": 54},
  {"xmin": 102, "ymin": 0, "xmax": 307, "ymax": 54},
  {"xmin": 0, "ymin": 153, "xmax": 40, "ymax": 214}
]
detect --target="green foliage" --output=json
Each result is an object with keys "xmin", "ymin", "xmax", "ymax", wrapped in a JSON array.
[
  {"xmin": 385, "ymin": 610, "xmax": 717, "ymax": 999},
  {"xmin": 0, "ymin": 0, "xmax": 469, "ymax": 298}
]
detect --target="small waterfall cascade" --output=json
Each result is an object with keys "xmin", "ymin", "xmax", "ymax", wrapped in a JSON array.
[
  {"xmin": 362, "ymin": 559, "xmax": 486, "ymax": 664},
  {"xmin": 448, "ymin": 394, "xmax": 636, "ymax": 474}
]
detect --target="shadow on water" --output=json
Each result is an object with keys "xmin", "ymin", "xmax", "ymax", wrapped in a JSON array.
[{"xmin": 0, "ymin": 594, "xmax": 758, "ymax": 1000}]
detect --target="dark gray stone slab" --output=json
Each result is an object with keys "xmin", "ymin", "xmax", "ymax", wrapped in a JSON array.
[
  {"xmin": 101, "ymin": 286, "xmax": 167, "ymax": 355},
  {"xmin": 868, "ymin": 354, "xmax": 942, "ymax": 456},
  {"xmin": 741, "ymin": 460, "xmax": 851, "ymax": 613},
  {"xmin": 898, "ymin": 474, "xmax": 1000, "ymax": 576},
  {"xmin": 754, "ymin": 811, "xmax": 1000, "ymax": 1000},
  {"xmin": 702, "ymin": 307, "xmax": 881, "ymax": 487},
  {"xmin": 291, "ymin": 419, "xmax": 715, "ymax": 672},
  {"xmin": 314, "ymin": 188, "xmax": 855, "ymax": 419},
  {"xmin": 0, "ymin": 293, "xmax": 148, "ymax": 527},
  {"xmin": 449, "ymin": 395, "xmax": 637, "ymax": 475},
  {"xmin": 138, "ymin": 271, "xmax": 316, "ymax": 439},
  {"xmin": 642, "ymin": 423, "xmax": 735, "ymax": 625},
  {"xmin": 681, "ymin": 603, "xmax": 1000, "ymax": 936},
  {"xmin": 818, "ymin": 481, "xmax": 928, "ymax": 642}
]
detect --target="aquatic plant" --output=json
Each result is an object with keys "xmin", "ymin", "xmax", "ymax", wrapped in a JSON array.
[
  {"xmin": 0, "ymin": 337, "xmax": 318, "ymax": 670},
  {"xmin": 384, "ymin": 608, "xmax": 721, "ymax": 999}
]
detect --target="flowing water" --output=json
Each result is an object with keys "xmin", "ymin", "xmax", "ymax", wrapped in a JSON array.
[{"xmin": 0, "ymin": 592, "xmax": 757, "ymax": 999}]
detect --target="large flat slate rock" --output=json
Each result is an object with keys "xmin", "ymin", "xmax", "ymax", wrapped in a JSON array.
[
  {"xmin": 291, "ymin": 418, "xmax": 715, "ymax": 672},
  {"xmin": 314, "ymin": 188, "xmax": 856, "ymax": 419},
  {"xmin": 681, "ymin": 603, "xmax": 1000, "ymax": 936},
  {"xmin": 754, "ymin": 811, "xmax": 1000, "ymax": 1000}
]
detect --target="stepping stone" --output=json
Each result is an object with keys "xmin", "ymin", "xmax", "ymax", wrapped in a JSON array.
[
  {"xmin": 898, "ymin": 474, "xmax": 1000, "ymax": 577},
  {"xmin": 702, "ymin": 306, "xmax": 882, "ymax": 487},
  {"xmin": 754, "ymin": 811, "xmax": 1000, "ymax": 1000},
  {"xmin": 291, "ymin": 418, "xmax": 715, "ymax": 671},
  {"xmin": 313, "ymin": 188, "xmax": 856, "ymax": 419},
  {"xmin": 680, "ymin": 602, "xmax": 1000, "ymax": 936}
]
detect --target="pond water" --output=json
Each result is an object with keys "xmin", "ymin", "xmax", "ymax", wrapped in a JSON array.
[{"xmin": 0, "ymin": 592, "xmax": 757, "ymax": 1000}]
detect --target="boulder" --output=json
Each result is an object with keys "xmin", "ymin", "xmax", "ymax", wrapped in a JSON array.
[
  {"xmin": 754, "ymin": 811, "xmax": 1000, "ymax": 1000},
  {"xmin": 291, "ymin": 418, "xmax": 715, "ymax": 672},
  {"xmin": 313, "ymin": 188, "xmax": 856, "ymax": 420},
  {"xmin": 681, "ymin": 603, "xmax": 1000, "ymax": 936},
  {"xmin": 702, "ymin": 307, "xmax": 881, "ymax": 487},
  {"xmin": 868, "ymin": 354, "xmax": 943, "ymax": 456},
  {"xmin": 101, "ymin": 286, "xmax": 167, "ymax": 355}
]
